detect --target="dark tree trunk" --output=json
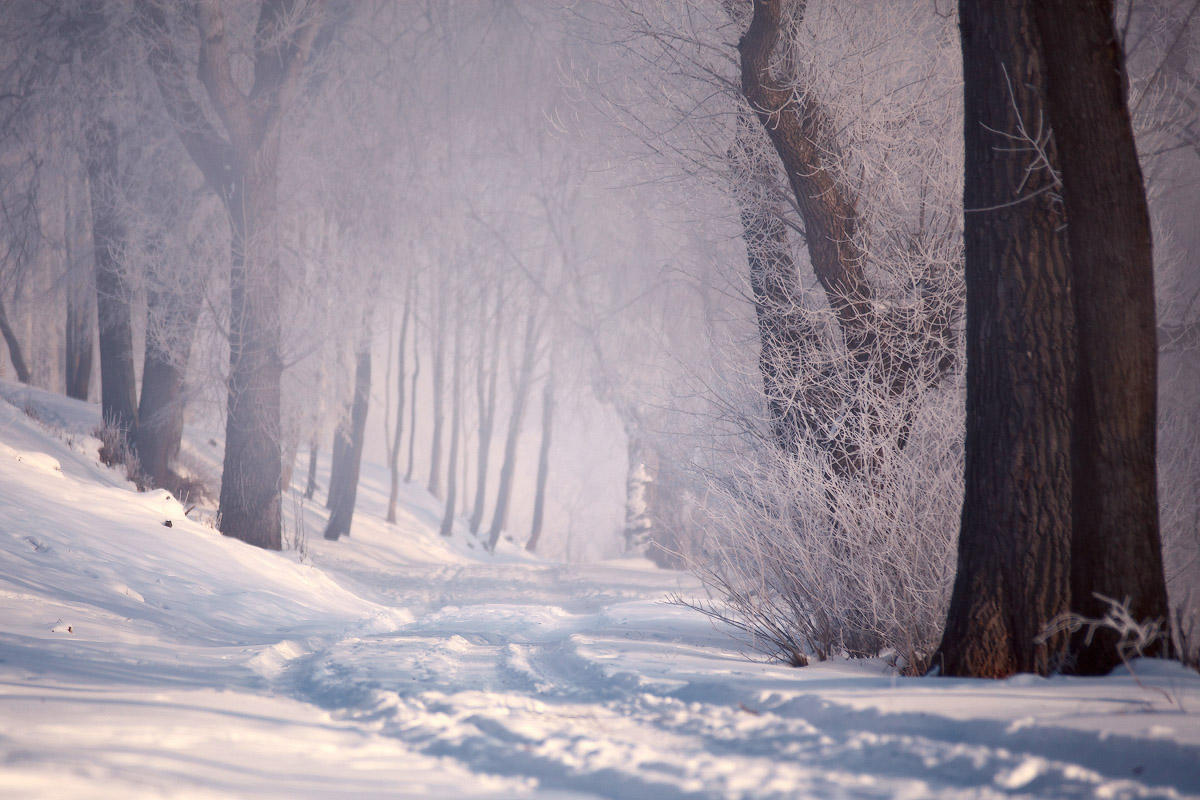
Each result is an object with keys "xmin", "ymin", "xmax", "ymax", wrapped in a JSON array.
[
  {"xmin": 325, "ymin": 341, "xmax": 371, "ymax": 541},
  {"xmin": 933, "ymin": 0, "xmax": 1074, "ymax": 678},
  {"xmin": 738, "ymin": 0, "xmax": 874, "ymax": 365},
  {"xmin": 134, "ymin": 285, "xmax": 201, "ymax": 489},
  {"xmin": 0, "ymin": 298, "xmax": 31, "ymax": 384},
  {"xmin": 1031, "ymin": 0, "xmax": 1171, "ymax": 674},
  {"xmin": 86, "ymin": 119, "xmax": 138, "ymax": 444},
  {"xmin": 486, "ymin": 310, "xmax": 540, "ymax": 551},
  {"xmin": 65, "ymin": 282, "xmax": 94, "ymax": 400},
  {"xmin": 386, "ymin": 279, "xmax": 412, "ymax": 523},
  {"xmin": 469, "ymin": 286, "xmax": 501, "ymax": 535},
  {"xmin": 526, "ymin": 366, "xmax": 555, "ymax": 554}
]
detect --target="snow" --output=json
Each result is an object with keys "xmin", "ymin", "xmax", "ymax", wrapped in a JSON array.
[{"xmin": 1, "ymin": 380, "xmax": 1198, "ymax": 799}]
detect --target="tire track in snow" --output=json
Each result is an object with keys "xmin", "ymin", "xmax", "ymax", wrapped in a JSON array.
[{"xmin": 250, "ymin": 561, "xmax": 1200, "ymax": 800}]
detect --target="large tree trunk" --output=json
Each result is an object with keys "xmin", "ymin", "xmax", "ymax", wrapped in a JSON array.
[
  {"xmin": 0, "ymin": 298, "xmax": 31, "ymax": 384},
  {"xmin": 386, "ymin": 279, "xmax": 412, "ymax": 523},
  {"xmin": 140, "ymin": 0, "xmax": 324, "ymax": 550},
  {"xmin": 134, "ymin": 285, "xmax": 201, "ymax": 489},
  {"xmin": 933, "ymin": 0, "xmax": 1074, "ymax": 678},
  {"xmin": 219, "ymin": 165, "xmax": 285, "ymax": 550},
  {"xmin": 486, "ymin": 309, "xmax": 540, "ymax": 551},
  {"xmin": 325, "ymin": 340, "xmax": 371, "ymax": 541},
  {"xmin": 1031, "ymin": 0, "xmax": 1171, "ymax": 674},
  {"xmin": 86, "ymin": 119, "xmax": 139, "ymax": 446},
  {"xmin": 469, "ymin": 285, "xmax": 502, "ymax": 535},
  {"xmin": 525, "ymin": 365, "xmax": 555, "ymax": 554}
]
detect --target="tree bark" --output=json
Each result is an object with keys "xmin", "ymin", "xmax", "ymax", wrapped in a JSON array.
[
  {"xmin": 139, "ymin": 0, "xmax": 324, "ymax": 550},
  {"xmin": 0, "ymin": 298, "xmax": 31, "ymax": 384},
  {"xmin": 325, "ymin": 340, "xmax": 371, "ymax": 540},
  {"xmin": 526, "ymin": 365, "xmax": 555, "ymax": 554},
  {"xmin": 134, "ymin": 284, "xmax": 201, "ymax": 489},
  {"xmin": 304, "ymin": 433, "xmax": 319, "ymax": 500},
  {"xmin": 1031, "ymin": 0, "xmax": 1171, "ymax": 674},
  {"xmin": 738, "ymin": 0, "xmax": 874, "ymax": 364},
  {"xmin": 933, "ymin": 0, "xmax": 1074, "ymax": 678},
  {"xmin": 86, "ymin": 119, "xmax": 138, "ymax": 445}
]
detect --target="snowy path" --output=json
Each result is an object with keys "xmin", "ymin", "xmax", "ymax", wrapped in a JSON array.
[{"xmin": 2, "ymin": 382, "xmax": 1200, "ymax": 799}]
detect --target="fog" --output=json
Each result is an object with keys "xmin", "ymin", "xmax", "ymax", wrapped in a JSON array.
[{"xmin": 1, "ymin": 0, "xmax": 1198, "ymax": 664}]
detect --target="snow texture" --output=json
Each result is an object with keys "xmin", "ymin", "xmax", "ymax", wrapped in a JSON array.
[{"xmin": 0, "ymin": 380, "xmax": 1198, "ymax": 799}]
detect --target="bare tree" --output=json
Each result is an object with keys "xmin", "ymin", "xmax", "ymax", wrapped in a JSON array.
[{"xmin": 138, "ymin": 0, "xmax": 326, "ymax": 549}]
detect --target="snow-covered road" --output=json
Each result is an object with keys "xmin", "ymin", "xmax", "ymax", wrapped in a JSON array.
[{"xmin": 2, "ymin": 381, "xmax": 1199, "ymax": 799}]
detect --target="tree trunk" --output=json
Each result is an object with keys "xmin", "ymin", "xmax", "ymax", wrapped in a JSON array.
[
  {"xmin": 405, "ymin": 330, "xmax": 421, "ymax": 482},
  {"xmin": 622, "ymin": 422, "xmax": 654, "ymax": 555},
  {"xmin": 427, "ymin": 292, "xmax": 446, "ymax": 499},
  {"xmin": 486, "ymin": 309, "xmax": 540, "ymax": 551},
  {"xmin": 64, "ymin": 265, "xmax": 95, "ymax": 401},
  {"xmin": 219, "ymin": 165, "xmax": 284, "ymax": 550},
  {"xmin": 469, "ymin": 285, "xmax": 502, "ymax": 535},
  {"xmin": 526, "ymin": 365, "xmax": 555, "ymax": 554},
  {"xmin": 325, "ymin": 340, "xmax": 371, "ymax": 541},
  {"xmin": 386, "ymin": 278, "xmax": 412, "ymax": 523},
  {"xmin": 738, "ymin": 0, "xmax": 875, "ymax": 365},
  {"xmin": 933, "ymin": 0, "xmax": 1074, "ymax": 678},
  {"xmin": 134, "ymin": 285, "xmax": 201, "ymax": 489},
  {"xmin": 86, "ymin": 119, "xmax": 138, "ymax": 445},
  {"xmin": 439, "ymin": 308, "xmax": 463, "ymax": 538},
  {"xmin": 1031, "ymin": 0, "xmax": 1171, "ymax": 674},
  {"xmin": 304, "ymin": 434, "xmax": 319, "ymax": 500},
  {"xmin": 139, "ymin": 0, "xmax": 323, "ymax": 551},
  {"xmin": 0, "ymin": 298, "xmax": 31, "ymax": 384}
]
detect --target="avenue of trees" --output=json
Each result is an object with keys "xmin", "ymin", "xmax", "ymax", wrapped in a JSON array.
[{"xmin": 1, "ymin": 0, "xmax": 1197, "ymax": 675}]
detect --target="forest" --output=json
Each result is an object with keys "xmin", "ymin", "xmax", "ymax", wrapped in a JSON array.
[{"xmin": 2, "ymin": 0, "xmax": 1199, "ymax": 687}]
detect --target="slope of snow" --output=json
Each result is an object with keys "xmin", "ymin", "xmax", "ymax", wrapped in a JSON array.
[{"xmin": 0, "ymin": 380, "xmax": 1198, "ymax": 799}]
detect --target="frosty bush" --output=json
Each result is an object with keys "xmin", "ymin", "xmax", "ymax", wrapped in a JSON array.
[{"xmin": 682, "ymin": 375, "xmax": 961, "ymax": 673}]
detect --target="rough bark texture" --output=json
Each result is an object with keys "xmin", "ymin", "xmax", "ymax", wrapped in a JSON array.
[
  {"xmin": 933, "ymin": 0, "xmax": 1074, "ymax": 678},
  {"xmin": 325, "ymin": 343, "xmax": 370, "ymax": 541},
  {"xmin": 86, "ymin": 118, "xmax": 139, "ymax": 443},
  {"xmin": 1031, "ymin": 0, "xmax": 1171, "ymax": 675},
  {"xmin": 526, "ymin": 367, "xmax": 555, "ymax": 553}
]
